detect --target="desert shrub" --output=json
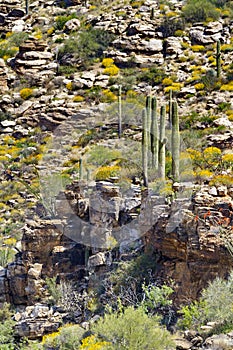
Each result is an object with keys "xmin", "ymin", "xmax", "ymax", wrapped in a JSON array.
[
  {"xmin": 210, "ymin": 174, "xmax": 233, "ymax": 187},
  {"xmin": 58, "ymin": 28, "xmax": 115, "ymax": 68},
  {"xmin": 191, "ymin": 45, "xmax": 205, "ymax": 52},
  {"xmin": 100, "ymin": 89, "xmax": 117, "ymax": 102},
  {"xmin": 80, "ymin": 335, "xmax": 110, "ymax": 349},
  {"xmin": 66, "ymin": 81, "xmax": 73, "ymax": 91},
  {"xmin": 87, "ymin": 146, "xmax": 121, "ymax": 167},
  {"xmin": 73, "ymin": 95, "xmax": 85, "ymax": 102},
  {"xmin": 0, "ymin": 303, "xmax": 16, "ymax": 348},
  {"xmin": 194, "ymin": 82, "xmax": 205, "ymax": 90},
  {"xmin": 141, "ymin": 283, "xmax": 175, "ymax": 326},
  {"xmin": 177, "ymin": 300, "xmax": 207, "ymax": 330},
  {"xmin": 178, "ymin": 272, "xmax": 233, "ymax": 332},
  {"xmin": 162, "ymin": 77, "xmax": 173, "ymax": 86},
  {"xmin": 55, "ymin": 13, "xmax": 78, "ymax": 30},
  {"xmin": 222, "ymin": 153, "xmax": 233, "ymax": 165},
  {"xmin": 138, "ymin": 66, "xmax": 166, "ymax": 86},
  {"xmin": 42, "ymin": 324, "xmax": 85, "ymax": 350},
  {"xmin": 159, "ymin": 16, "xmax": 185, "ymax": 38},
  {"xmin": 92, "ymin": 306, "xmax": 174, "ymax": 350},
  {"xmin": 95, "ymin": 165, "xmax": 121, "ymax": 180},
  {"xmin": 182, "ymin": 0, "xmax": 220, "ymax": 22},
  {"xmin": 0, "ymin": 32, "xmax": 28, "ymax": 60},
  {"xmin": 220, "ymin": 82, "xmax": 233, "ymax": 91},
  {"xmin": 104, "ymin": 64, "xmax": 119, "ymax": 76},
  {"xmin": 164, "ymin": 82, "xmax": 183, "ymax": 92},
  {"xmin": 20, "ymin": 88, "xmax": 33, "ymax": 100},
  {"xmin": 202, "ymin": 272, "xmax": 233, "ymax": 326},
  {"xmin": 201, "ymin": 69, "xmax": 218, "ymax": 91},
  {"xmin": 102, "ymin": 58, "xmax": 114, "ymax": 67},
  {"xmin": 203, "ymin": 146, "xmax": 222, "ymax": 166}
]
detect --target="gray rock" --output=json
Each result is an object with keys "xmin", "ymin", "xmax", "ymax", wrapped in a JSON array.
[
  {"xmin": 64, "ymin": 18, "xmax": 80, "ymax": 32},
  {"xmin": 141, "ymin": 38, "xmax": 163, "ymax": 52},
  {"xmin": 87, "ymin": 252, "xmax": 106, "ymax": 268}
]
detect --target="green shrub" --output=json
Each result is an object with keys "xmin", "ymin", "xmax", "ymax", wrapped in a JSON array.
[
  {"xmin": 92, "ymin": 306, "xmax": 174, "ymax": 350},
  {"xmin": 138, "ymin": 66, "xmax": 166, "ymax": 86},
  {"xmin": 0, "ymin": 303, "xmax": 16, "ymax": 348},
  {"xmin": 160, "ymin": 16, "xmax": 185, "ymax": 38},
  {"xmin": 55, "ymin": 13, "xmax": 78, "ymax": 30},
  {"xmin": 178, "ymin": 272, "xmax": 233, "ymax": 332},
  {"xmin": 201, "ymin": 69, "xmax": 218, "ymax": 91},
  {"xmin": 87, "ymin": 145, "xmax": 121, "ymax": 166},
  {"xmin": 42, "ymin": 324, "xmax": 85, "ymax": 349},
  {"xmin": 177, "ymin": 300, "xmax": 207, "ymax": 330},
  {"xmin": 182, "ymin": 0, "xmax": 220, "ymax": 22},
  {"xmin": 58, "ymin": 28, "xmax": 115, "ymax": 68}
]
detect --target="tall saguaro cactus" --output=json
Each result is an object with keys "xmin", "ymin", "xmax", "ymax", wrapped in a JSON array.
[
  {"xmin": 216, "ymin": 40, "xmax": 221, "ymax": 78},
  {"xmin": 151, "ymin": 96, "xmax": 158, "ymax": 171},
  {"xmin": 118, "ymin": 85, "xmax": 122, "ymax": 138},
  {"xmin": 168, "ymin": 89, "xmax": 173, "ymax": 129},
  {"xmin": 142, "ymin": 109, "xmax": 148, "ymax": 187},
  {"xmin": 146, "ymin": 95, "xmax": 152, "ymax": 152},
  {"xmin": 79, "ymin": 158, "xmax": 83, "ymax": 180},
  {"xmin": 171, "ymin": 101, "xmax": 180, "ymax": 181},
  {"xmin": 25, "ymin": 0, "xmax": 29, "ymax": 14},
  {"xmin": 158, "ymin": 105, "xmax": 166, "ymax": 180}
]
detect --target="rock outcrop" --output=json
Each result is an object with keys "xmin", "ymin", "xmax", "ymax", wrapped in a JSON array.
[
  {"xmin": 1, "ymin": 181, "xmax": 233, "ymax": 310},
  {"xmin": 145, "ymin": 185, "xmax": 233, "ymax": 304}
]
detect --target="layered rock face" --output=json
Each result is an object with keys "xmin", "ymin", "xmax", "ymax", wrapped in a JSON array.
[
  {"xmin": 0, "ymin": 0, "xmax": 22, "ymax": 14},
  {"xmin": 11, "ymin": 37, "xmax": 56, "ymax": 77},
  {"xmin": 145, "ymin": 185, "xmax": 233, "ymax": 304},
  {"xmin": 0, "ymin": 220, "xmax": 86, "ymax": 305},
  {"xmin": 1, "ymin": 181, "xmax": 233, "ymax": 309},
  {"xmin": 0, "ymin": 58, "xmax": 9, "ymax": 92}
]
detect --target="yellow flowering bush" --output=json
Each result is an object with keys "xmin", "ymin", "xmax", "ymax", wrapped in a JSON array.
[
  {"xmin": 210, "ymin": 174, "xmax": 233, "ymax": 187},
  {"xmin": 73, "ymin": 95, "xmax": 85, "ymax": 102},
  {"xmin": 162, "ymin": 77, "xmax": 173, "ymax": 86},
  {"xmin": 20, "ymin": 88, "xmax": 33, "ymax": 100},
  {"xmin": 66, "ymin": 81, "xmax": 73, "ymax": 91},
  {"xmin": 95, "ymin": 165, "xmax": 121, "ymax": 180},
  {"xmin": 102, "ymin": 58, "xmax": 114, "ymax": 67},
  {"xmin": 203, "ymin": 146, "xmax": 221, "ymax": 166},
  {"xmin": 47, "ymin": 27, "xmax": 55, "ymax": 36},
  {"xmin": 194, "ymin": 83, "xmax": 205, "ymax": 90},
  {"xmin": 221, "ymin": 44, "xmax": 233, "ymax": 52},
  {"xmin": 220, "ymin": 82, "xmax": 233, "ymax": 91},
  {"xmin": 222, "ymin": 153, "xmax": 233, "ymax": 164},
  {"xmin": 80, "ymin": 335, "xmax": 110, "ymax": 349},
  {"xmin": 166, "ymin": 11, "xmax": 178, "ymax": 17},
  {"xmin": 191, "ymin": 45, "xmax": 205, "ymax": 52},
  {"xmin": 104, "ymin": 64, "xmax": 119, "ymax": 76},
  {"xmin": 195, "ymin": 169, "xmax": 213, "ymax": 181},
  {"xmin": 164, "ymin": 82, "xmax": 183, "ymax": 93},
  {"xmin": 100, "ymin": 89, "xmax": 117, "ymax": 103}
]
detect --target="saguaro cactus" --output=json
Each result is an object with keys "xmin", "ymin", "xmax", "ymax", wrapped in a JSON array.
[
  {"xmin": 79, "ymin": 158, "xmax": 83, "ymax": 180},
  {"xmin": 216, "ymin": 40, "xmax": 221, "ymax": 78},
  {"xmin": 151, "ymin": 96, "xmax": 158, "ymax": 171},
  {"xmin": 158, "ymin": 105, "xmax": 166, "ymax": 180},
  {"xmin": 118, "ymin": 85, "xmax": 122, "ymax": 138},
  {"xmin": 171, "ymin": 101, "xmax": 180, "ymax": 181},
  {"xmin": 25, "ymin": 0, "xmax": 29, "ymax": 14},
  {"xmin": 142, "ymin": 109, "xmax": 148, "ymax": 187},
  {"xmin": 168, "ymin": 89, "xmax": 173, "ymax": 129},
  {"xmin": 146, "ymin": 94, "xmax": 152, "ymax": 152},
  {"xmin": 150, "ymin": 7, "xmax": 155, "ymax": 20}
]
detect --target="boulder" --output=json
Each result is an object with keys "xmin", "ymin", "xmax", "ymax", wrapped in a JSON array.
[{"xmin": 64, "ymin": 18, "xmax": 80, "ymax": 32}]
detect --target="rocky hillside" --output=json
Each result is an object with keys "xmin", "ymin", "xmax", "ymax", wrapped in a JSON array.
[{"xmin": 0, "ymin": 0, "xmax": 233, "ymax": 349}]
